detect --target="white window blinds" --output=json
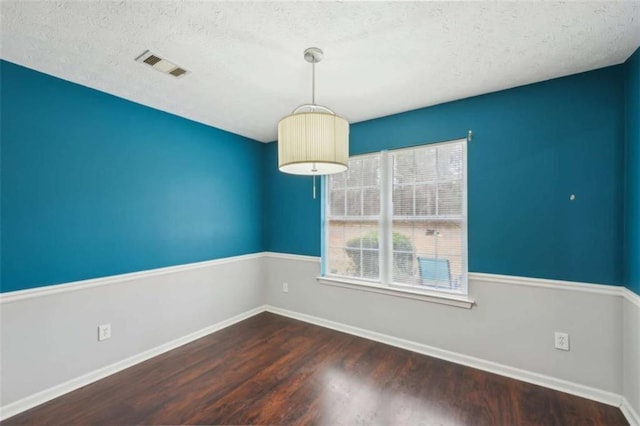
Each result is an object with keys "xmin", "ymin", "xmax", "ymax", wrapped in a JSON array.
[
  {"xmin": 327, "ymin": 155, "xmax": 381, "ymax": 280},
  {"xmin": 324, "ymin": 139, "xmax": 468, "ymax": 295}
]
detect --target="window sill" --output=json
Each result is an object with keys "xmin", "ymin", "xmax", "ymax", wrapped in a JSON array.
[{"xmin": 316, "ymin": 276, "xmax": 475, "ymax": 309}]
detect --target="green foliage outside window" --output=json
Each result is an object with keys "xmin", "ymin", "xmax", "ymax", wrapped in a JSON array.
[{"xmin": 346, "ymin": 231, "xmax": 414, "ymax": 279}]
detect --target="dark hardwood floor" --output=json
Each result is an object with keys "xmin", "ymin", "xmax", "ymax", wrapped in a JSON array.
[{"xmin": 4, "ymin": 312, "xmax": 628, "ymax": 425}]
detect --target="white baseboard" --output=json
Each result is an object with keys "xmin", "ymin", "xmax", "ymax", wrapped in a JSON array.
[
  {"xmin": 264, "ymin": 305, "xmax": 623, "ymax": 408},
  {"xmin": 0, "ymin": 305, "xmax": 267, "ymax": 421},
  {"xmin": 622, "ymin": 397, "xmax": 640, "ymax": 426},
  {"xmin": 2, "ymin": 302, "xmax": 632, "ymax": 423}
]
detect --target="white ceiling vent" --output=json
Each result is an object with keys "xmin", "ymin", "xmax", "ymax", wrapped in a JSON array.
[{"xmin": 135, "ymin": 50, "xmax": 188, "ymax": 78}]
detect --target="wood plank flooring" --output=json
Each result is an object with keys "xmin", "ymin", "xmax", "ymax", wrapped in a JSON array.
[{"xmin": 3, "ymin": 312, "xmax": 628, "ymax": 425}]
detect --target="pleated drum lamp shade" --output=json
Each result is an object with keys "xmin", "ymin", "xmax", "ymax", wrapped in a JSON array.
[{"xmin": 278, "ymin": 110, "xmax": 349, "ymax": 175}]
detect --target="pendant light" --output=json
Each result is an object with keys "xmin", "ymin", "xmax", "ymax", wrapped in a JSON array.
[{"xmin": 278, "ymin": 47, "xmax": 349, "ymax": 181}]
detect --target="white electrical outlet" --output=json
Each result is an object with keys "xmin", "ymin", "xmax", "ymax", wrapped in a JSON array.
[
  {"xmin": 282, "ymin": 282, "xmax": 289, "ymax": 293},
  {"xmin": 554, "ymin": 332, "xmax": 569, "ymax": 351},
  {"xmin": 98, "ymin": 324, "xmax": 111, "ymax": 341}
]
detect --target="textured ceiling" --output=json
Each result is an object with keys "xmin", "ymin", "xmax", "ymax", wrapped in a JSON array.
[{"xmin": 1, "ymin": 1, "xmax": 639, "ymax": 143}]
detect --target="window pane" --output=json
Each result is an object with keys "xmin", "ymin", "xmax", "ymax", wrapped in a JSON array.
[
  {"xmin": 330, "ymin": 190, "xmax": 345, "ymax": 216},
  {"xmin": 346, "ymin": 159, "xmax": 362, "ymax": 188},
  {"xmin": 331, "ymin": 172, "xmax": 346, "ymax": 189},
  {"xmin": 437, "ymin": 181, "xmax": 462, "ymax": 216},
  {"xmin": 362, "ymin": 156, "xmax": 379, "ymax": 186},
  {"xmin": 326, "ymin": 220, "xmax": 379, "ymax": 280},
  {"xmin": 363, "ymin": 187, "xmax": 380, "ymax": 216},
  {"xmin": 393, "ymin": 185, "xmax": 414, "ymax": 216},
  {"xmin": 437, "ymin": 143, "xmax": 463, "ymax": 180},
  {"xmin": 390, "ymin": 227, "xmax": 416, "ymax": 284},
  {"xmin": 346, "ymin": 189, "xmax": 362, "ymax": 216},
  {"xmin": 415, "ymin": 147, "xmax": 437, "ymax": 182},
  {"xmin": 415, "ymin": 184, "xmax": 436, "ymax": 216},
  {"xmin": 392, "ymin": 220, "xmax": 465, "ymax": 292},
  {"xmin": 326, "ymin": 247, "xmax": 346, "ymax": 276},
  {"xmin": 326, "ymin": 152, "xmax": 382, "ymax": 282},
  {"xmin": 396, "ymin": 143, "xmax": 464, "ymax": 219},
  {"xmin": 393, "ymin": 151, "xmax": 415, "ymax": 184}
]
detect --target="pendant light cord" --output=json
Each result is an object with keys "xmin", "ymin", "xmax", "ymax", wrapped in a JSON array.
[
  {"xmin": 311, "ymin": 60, "xmax": 315, "ymax": 105},
  {"xmin": 313, "ymin": 175, "xmax": 317, "ymax": 199},
  {"xmin": 311, "ymin": 58, "xmax": 317, "ymax": 199}
]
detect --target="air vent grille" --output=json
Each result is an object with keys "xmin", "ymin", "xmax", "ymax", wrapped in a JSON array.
[
  {"xmin": 169, "ymin": 68, "xmax": 187, "ymax": 77},
  {"xmin": 143, "ymin": 55, "xmax": 162, "ymax": 66},
  {"xmin": 135, "ymin": 50, "xmax": 189, "ymax": 79}
]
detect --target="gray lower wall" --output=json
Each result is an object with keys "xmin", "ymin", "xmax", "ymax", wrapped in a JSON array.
[
  {"xmin": 624, "ymin": 296, "xmax": 640, "ymax": 417},
  {"xmin": 0, "ymin": 256, "xmax": 265, "ymax": 407},
  {"xmin": 264, "ymin": 256, "xmax": 624, "ymax": 395},
  {"xmin": 2, "ymin": 253, "xmax": 638, "ymax": 422}
]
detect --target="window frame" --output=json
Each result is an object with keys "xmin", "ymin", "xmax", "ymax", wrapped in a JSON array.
[{"xmin": 320, "ymin": 138, "xmax": 473, "ymax": 308}]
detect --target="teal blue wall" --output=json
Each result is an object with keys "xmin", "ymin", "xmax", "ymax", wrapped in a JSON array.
[
  {"xmin": 624, "ymin": 47, "xmax": 640, "ymax": 295},
  {"xmin": 265, "ymin": 66, "xmax": 626, "ymax": 286},
  {"xmin": 1, "ymin": 59, "xmax": 630, "ymax": 291},
  {"xmin": 1, "ymin": 61, "xmax": 265, "ymax": 292}
]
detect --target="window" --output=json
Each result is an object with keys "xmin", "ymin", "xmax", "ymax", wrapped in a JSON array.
[{"xmin": 323, "ymin": 139, "xmax": 468, "ymax": 296}]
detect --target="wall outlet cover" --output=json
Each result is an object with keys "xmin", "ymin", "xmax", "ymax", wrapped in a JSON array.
[
  {"xmin": 554, "ymin": 332, "xmax": 569, "ymax": 351},
  {"xmin": 98, "ymin": 324, "xmax": 111, "ymax": 341}
]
